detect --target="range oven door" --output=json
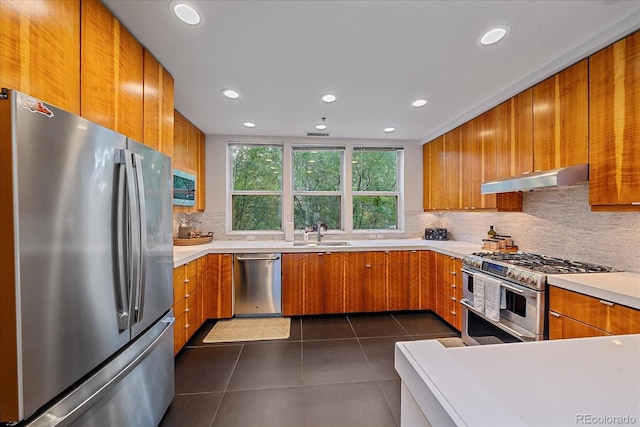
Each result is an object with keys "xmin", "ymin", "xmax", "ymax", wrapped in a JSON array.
[{"xmin": 461, "ymin": 268, "xmax": 544, "ymax": 345}]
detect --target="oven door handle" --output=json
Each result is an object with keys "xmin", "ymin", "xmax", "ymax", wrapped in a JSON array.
[{"xmin": 460, "ymin": 299, "xmax": 534, "ymax": 340}]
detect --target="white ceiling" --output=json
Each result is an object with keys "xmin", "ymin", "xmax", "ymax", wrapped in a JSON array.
[{"xmin": 103, "ymin": 1, "xmax": 640, "ymax": 143}]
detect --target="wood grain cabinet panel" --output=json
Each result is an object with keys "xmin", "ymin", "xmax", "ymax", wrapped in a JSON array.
[
  {"xmin": 533, "ymin": 59, "xmax": 588, "ymax": 171},
  {"xmin": 589, "ymin": 31, "xmax": 640, "ymax": 210},
  {"xmin": 443, "ymin": 127, "xmax": 462, "ymax": 210},
  {"xmin": 173, "ymin": 110, "xmax": 189, "ymax": 171},
  {"xmin": 549, "ymin": 286, "xmax": 640, "ymax": 338},
  {"xmin": 81, "ymin": 0, "xmax": 143, "ymax": 141},
  {"xmin": 203, "ymin": 254, "xmax": 233, "ymax": 320},
  {"xmin": 548, "ymin": 311, "xmax": 610, "ymax": 340},
  {"xmin": 432, "ymin": 252, "xmax": 462, "ymax": 331},
  {"xmin": 344, "ymin": 252, "xmax": 366, "ymax": 313},
  {"xmin": 363, "ymin": 251, "xmax": 409, "ymax": 312},
  {"xmin": 0, "ymin": 0, "xmax": 80, "ymax": 114},
  {"xmin": 143, "ymin": 49, "xmax": 174, "ymax": 157},
  {"xmin": 323, "ymin": 252, "xmax": 348, "ymax": 314},
  {"xmin": 409, "ymin": 250, "xmax": 433, "ymax": 310},
  {"xmin": 495, "ymin": 88, "xmax": 534, "ymax": 178},
  {"xmin": 423, "ymin": 136, "xmax": 445, "ymax": 210}
]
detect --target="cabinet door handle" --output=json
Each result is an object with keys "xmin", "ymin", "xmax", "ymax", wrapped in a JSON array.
[
  {"xmin": 185, "ymin": 308, "xmax": 189, "ymax": 313},
  {"xmin": 451, "ymin": 271, "xmax": 456, "ymax": 275},
  {"xmin": 599, "ymin": 300, "xmax": 614, "ymax": 307},
  {"xmin": 365, "ymin": 264, "xmax": 371, "ymax": 268},
  {"xmin": 549, "ymin": 311, "xmax": 561, "ymax": 318},
  {"xmin": 632, "ymin": 202, "xmax": 640, "ymax": 206},
  {"xmin": 451, "ymin": 285, "xmax": 457, "ymax": 288}
]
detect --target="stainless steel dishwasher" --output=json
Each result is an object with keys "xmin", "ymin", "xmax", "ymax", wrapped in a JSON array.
[{"xmin": 233, "ymin": 253, "xmax": 282, "ymax": 316}]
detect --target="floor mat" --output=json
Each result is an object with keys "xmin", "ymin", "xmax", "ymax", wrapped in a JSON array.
[
  {"xmin": 436, "ymin": 337, "xmax": 466, "ymax": 348},
  {"xmin": 203, "ymin": 317, "xmax": 291, "ymax": 343}
]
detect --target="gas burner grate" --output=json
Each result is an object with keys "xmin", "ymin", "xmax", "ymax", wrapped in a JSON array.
[{"xmin": 470, "ymin": 252, "xmax": 616, "ymax": 274}]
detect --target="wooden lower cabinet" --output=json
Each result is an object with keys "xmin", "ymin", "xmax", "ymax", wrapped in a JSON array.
[
  {"xmin": 172, "ymin": 260, "xmax": 199, "ymax": 355},
  {"xmin": 282, "ymin": 251, "xmax": 410, "ymax": 315},
  {"xmin": 204, "ymin": 253, "xmax": 233, "ymax": 319},
  {"xmin": 172, "ymin": 254, "xmax": 232, "ymax": 355},
  {"xmin": 432, "ymin": 253, "xmax": 463, "ymax": 331},
  {"xmin": 409, "ymin": 250, "xmax": 433, "ymax": 310},
  {"xmin": 549, "ymin": 286, "xmax": 640, "ymax": 339},
  {"xmin": 282, "ymin": 252, "xmax": 363, "ymax": 315}
]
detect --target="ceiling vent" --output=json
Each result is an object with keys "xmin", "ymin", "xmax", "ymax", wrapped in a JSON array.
[{"xmin": 306, "ymin": 131, "xmax": 331, "ymax": 137}]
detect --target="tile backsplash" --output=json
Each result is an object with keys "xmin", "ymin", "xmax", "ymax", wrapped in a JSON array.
[{"xmin": 438, "ymin": 185, "xmax": 640, "ymax": 273}]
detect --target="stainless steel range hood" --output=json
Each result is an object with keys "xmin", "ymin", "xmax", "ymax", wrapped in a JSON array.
[{"xmin": 481, "ymin": 164, "xmax": 589, "ymax": 194}]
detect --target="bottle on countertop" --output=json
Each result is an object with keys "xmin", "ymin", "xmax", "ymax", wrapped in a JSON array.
[
  {"xmin": 487, "ymin": 225, "xmax": 497, "ymax": 238},
  {"xmin": 178, "ymin": 218, "xmax": 189, "ymax": 239}
]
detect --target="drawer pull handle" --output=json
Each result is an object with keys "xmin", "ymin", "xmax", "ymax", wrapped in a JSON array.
[
  {"xmin": 365, "ymin": 264, "xmax": 371, "ymax": 268},
  {"xmin": 450, "ymin": 296, "xmax": 456, "ymax": 301},
  {"xmin": 599, "ymin": 300, "xmax": 614, "ymax": 307},
  {"xmin": 184, "ymin": 279, "xmax": 190, "ymax": 283},
  {"xmin": 185, "ymin": 324, "xmax": 190, "ymax": 329},
  {"xmin": 632, "ymin": 202, "xmax": 640, "ymax": 206},
  {"xmin": 185, "ymin": 308, "xmax": 189, "ymax": 312},
  {"xmin": 451, "ymin": 271, "xmax": 456, "ymax": 275},
  {"xmin": 451, "ymin": 311, "xmax": 457, "ymax": 315},
  {"xmin": 549, "ymin": 311, "xmax": 561, "ymax": 318},
  {"xmin": 185, "ymin": 293, "xmax": 190, "ymax": 298}
]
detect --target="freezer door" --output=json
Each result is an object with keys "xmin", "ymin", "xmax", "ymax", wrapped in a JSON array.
[
  {"xmin": 12, "ymin": 92, "xmax": 130, "ymax": 419},
  {"xmin": 127, "ymin": 139, "xmax": 173, "ymax": 337}
]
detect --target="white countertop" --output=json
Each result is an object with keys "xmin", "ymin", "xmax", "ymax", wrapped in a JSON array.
[
  {"xmin": 173, "ymin": 238, "xmax": 640, "ymax": 308},
  {"xmin": 395, "ymin": 334, "xmax": 640, "ymax": 426},
  {"xmin": 173, "ymin": 238, "xmax": 482, "ymax": 267},
  {"xmin": 548, "ymin": 272, "xmax": 640, "ymax": 309}
]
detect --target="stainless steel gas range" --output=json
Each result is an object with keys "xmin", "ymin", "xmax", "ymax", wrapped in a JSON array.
[{"xmin": 460, "ymin": 252, "xmax": 616, "ymax": 346}]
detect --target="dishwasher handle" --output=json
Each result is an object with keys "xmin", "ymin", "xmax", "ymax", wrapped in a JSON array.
[{"xmin": 235, "ymin": 255, "xmax": 280, "ymax": 261}]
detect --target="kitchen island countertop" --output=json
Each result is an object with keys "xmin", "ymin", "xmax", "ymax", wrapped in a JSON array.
[{"xmin": 395, "ymin": 334, "xmax": 640, "ymax": 426}]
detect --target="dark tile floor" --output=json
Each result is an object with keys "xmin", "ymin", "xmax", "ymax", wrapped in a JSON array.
[{"xmin": 159, "ymin": 311, "xmax": 458, "ymax": 427}]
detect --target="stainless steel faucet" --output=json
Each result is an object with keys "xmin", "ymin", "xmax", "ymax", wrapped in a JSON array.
[{"xmin": 316, "ymin": 221, "xmax": 327, "ymax": 242}]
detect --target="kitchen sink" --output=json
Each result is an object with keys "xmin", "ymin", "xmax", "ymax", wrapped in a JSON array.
[{"xmin": 292, "ymin": 241, "xmax": 351, "ymax": 247}]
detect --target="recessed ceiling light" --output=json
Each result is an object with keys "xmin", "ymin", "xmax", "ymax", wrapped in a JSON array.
[
  {"xmin": 412, "ymin": 98, "xmax": 429, "ymax": 108},
  {"xmin": 222, "ymin": 89, "xmax": 239, "ymax": 99},
  {"xmin": 243, "ymin": 121, "xmax": 256, "ymax": 128},
  {"xmin": 384, "ymin": 127, "xmax": 396, "ymax": 133},
  {"xmin": 321, "ymin": 94, "xmax": 337, "ymax": 103},
  {"xmin": 315, "ymin": 124, "xmax": 327, "ymax": 130},
  {"xmin": 479, "ymin": 26, "xmax": 509, "ymax": 46},
  {"xmin": 171, "ymin": 1, "xmax": 202, "ymax": 26}
]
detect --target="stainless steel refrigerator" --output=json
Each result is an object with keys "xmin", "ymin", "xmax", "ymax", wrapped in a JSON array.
[{"xmin": 0, "ymin": 89, "xmax": 174, "ymax": 426}]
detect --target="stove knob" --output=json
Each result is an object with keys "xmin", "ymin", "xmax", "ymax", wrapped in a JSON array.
[
  {"xmin": 526, "ymin": 276, "xmax": 535, "ymax": 285},
  {"xmin": 516, "ymin": 273, "xmax": 525, "ymax": 281},
  {"xmin": 507, "ymin": 271, "xmax": 516, "ymax": 279},
  {"xmin": 475, "ymin": 261, "xmax": 482, "ymax": 268}
]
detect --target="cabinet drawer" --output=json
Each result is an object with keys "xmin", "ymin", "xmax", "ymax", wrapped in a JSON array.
[
  {"xmin": 186, "ymin": 276, "xmax": 197, "ymax": 295},
  {"xmin": 548, "ymin": 311, "xmax": 611, "ymax": 340},
  {"xmin": 173, "ymin": 266, "xmax": 185, "ymax": 287},
  {"xmin": 186, "ymin": 261, "xmax": 197, "ymax": 279},
  {"xmin": 173, "ymin": 282, "xmax": 186, "ymax": 304},
  {"xmin": 549, "ymin": 286, "xmax": 640, "ymax": 335},
  {"xmin": 173, "ymin": 297, "xmax": 187, "ymax": 316}
]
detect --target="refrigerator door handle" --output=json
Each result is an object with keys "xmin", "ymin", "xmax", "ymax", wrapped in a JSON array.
[
  {"xmin": 133, "ymin": 153, "xmax": 147, "ymax": 322},
  {"xmin": 115, "ymin": 151, "xmax": 130, "ymax": 331},
  {"xmin": 124, "ymin": 150, "xmax": 140, "ymax": 329}
]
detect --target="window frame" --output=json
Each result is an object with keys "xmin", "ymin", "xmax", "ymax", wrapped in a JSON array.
[
  {"xmin": 226, "ymin": 142, "xmax": 284, "ymax": 234},
  {"xmin": 225, "ymin": 141, "xmax": 405, "ymax": 235},
  {"xmin": 291, "ymin": 145, "xmax": 346, "ymax": 231},
  {"xmin": 351, "ymin": 146, "xmax": 404, "ymax": 232}
]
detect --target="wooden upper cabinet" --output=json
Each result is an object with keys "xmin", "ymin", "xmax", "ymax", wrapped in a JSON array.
[
  {"xmin": 589, "ymin": 31, "xmax": 640, "ymax": 210},
  {"xmin": 173, "ymin": 110, "xmax": 189, "ymax": 171},
  {"xmin": 495, "ymin": 88, "xmax": 534, "ymax": 178},
  {"xmin": 81, "ymin": 0, "xmax": 143, "ymax": 141},
  {"xmin": 423, "ymin": 136, "xmax": 445, "ymax": 210},
  {"xmin": 0, "ymin": 0, "xmax": 80, "ymax": 114},
  {"xmin": 532, "ymin": 59, "xmax": 588, "ymax": 171},
  {"xmin": 443, "ymin": 127, "xmax": 462, "ymax": 210},
  {"xmin": 143, "ymin": 49, "xmax": 175, "ymax": 157},
  {"xmin": 461, "ymin": 110, "xmax": 497, "ymax": 210},
  {"xmin": 196, "ymin": 130, "xmax": 206, "ymax": 211}
]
